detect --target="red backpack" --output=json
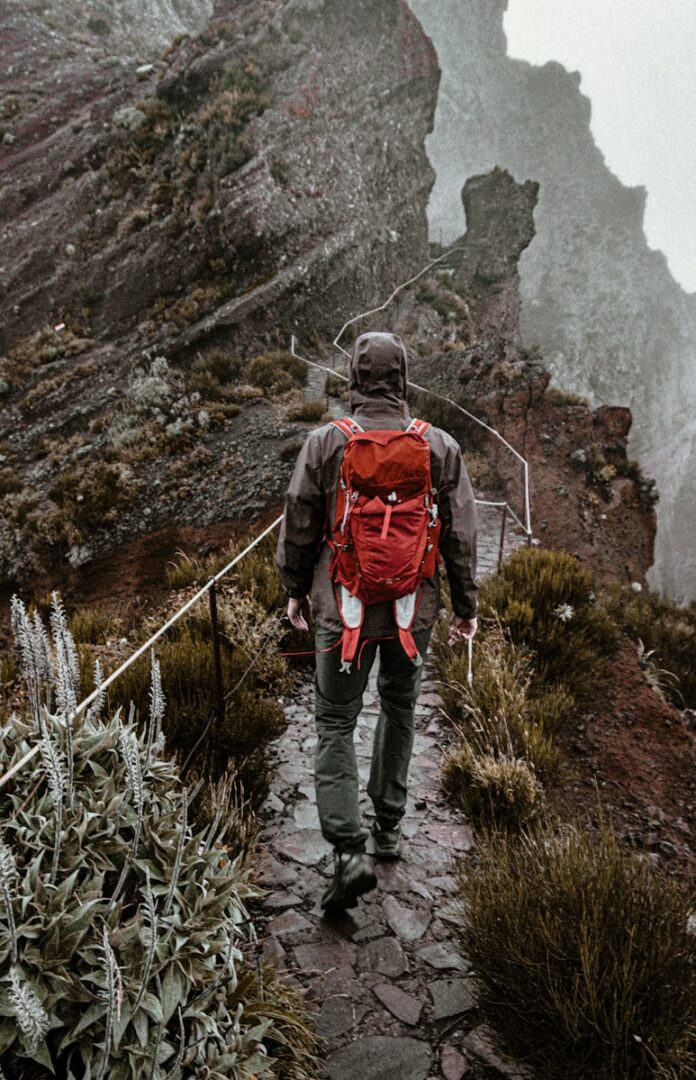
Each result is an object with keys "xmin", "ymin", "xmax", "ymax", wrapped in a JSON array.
[{"xmin": 326, "ymin": 417, "xmax": 442, "ymax": 672}]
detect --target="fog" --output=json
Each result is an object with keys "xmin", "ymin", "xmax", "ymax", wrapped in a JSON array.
[{"xmin": 505, "ymin": 0, "xmax": 696, "ymax": 292}]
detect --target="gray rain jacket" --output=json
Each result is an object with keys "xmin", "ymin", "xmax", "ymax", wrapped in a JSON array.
[{"xmin": 276, "ymin": 332, "xmax": 478, "ymax": 636}]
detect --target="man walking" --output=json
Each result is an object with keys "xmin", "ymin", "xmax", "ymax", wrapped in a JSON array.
[{"xmin": 276, "ymin": 331, "xmax": 478, "ymax": 910}]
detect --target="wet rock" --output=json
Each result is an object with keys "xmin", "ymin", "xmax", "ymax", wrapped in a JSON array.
[
  {"xmin": 293, "ymin": 940, "xmax": 357, "ymax": 974},
  {"xmin": 463, "ymin": 1025, "xmax": 532, "ymax": 1079},
  {"xmin": 359, "ymin": 935, "xmax": 409, "ymax": 977},
  {"xmin": 422, "ymin": 822, "xmax": 473, "ymax": 851},
  {"xmin": 373, "ymin": 983, "xmax": 423, "ymax": 1026},
  {"xmin": 293, "ymin": 801, "xmax": 321, "ymax": 830},
  {"xmin": 267, "ymin": 909, "xmax": 313, "ymax": 938},
  {"xmin": 383, "ymin": 896, "xmax": 431, "ymax": 941},
  {"xmin": 283, "ymin": 831, "xmax": 328, "ymax": 866},
  {"xmin": 416, "ymin": 942, "xmax": 470, "ymax": 972},
  {"xmin": 256, "ymin": 859, "xmax": 298, "ymax": 888},
  {"xmin": 429, "ymin": 977, "xmax": 476, "ymax": 1020},
  {"xmin": 325, "ymin": 1036, "xmax": 431, "ymax": 1080},
  {"xmin": 441, "ymin": 1044, "xmax": 470, "ymax": 1079},
  {"xmin": 317, "ymin": 995, "xmax": 367, "ymax": 1038},
  {"xmin": 261, "ymin": 891, "xmax": 302, "ymax": 911}
]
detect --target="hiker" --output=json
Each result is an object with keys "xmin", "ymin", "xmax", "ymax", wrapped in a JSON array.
[{"xmin": 276, "ymin": 331, "xmax": 478, "ymax": 910}]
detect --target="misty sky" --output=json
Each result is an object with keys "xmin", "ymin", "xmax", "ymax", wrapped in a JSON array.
[{"xmin": 504, "ymin": 0, "xmax": 696, "ymax": 294}]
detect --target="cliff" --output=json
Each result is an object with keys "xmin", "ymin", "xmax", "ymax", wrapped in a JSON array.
[
  {"xmin": 0, "ymin": 0, "xmax": 439, "ymax": 590},
  {"xmin": 375, "ymin": 167, "xmax": 657, "ymax": 588},
  {"xmin": 408, "ymin": 0, "xmax": 696, "ymax": 603}
]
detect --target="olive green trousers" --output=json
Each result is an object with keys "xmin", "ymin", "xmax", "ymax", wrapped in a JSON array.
[{"xmin": 314, "ymin": 625, "xmax": 432, "ymax": 853}]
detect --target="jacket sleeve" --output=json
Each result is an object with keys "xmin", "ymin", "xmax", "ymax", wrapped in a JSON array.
[
  {"xmin": 436, "ymin": 436, "xmax": 479, "ymax": 620},
  {"xmin": 276, "ymin": 431, "xmax": 326, "ymax": 598}
]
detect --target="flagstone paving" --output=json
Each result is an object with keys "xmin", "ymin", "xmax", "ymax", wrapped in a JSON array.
[{"xmin": 252, "ymin": 492, "xmax": 530, "ymax": 1077}]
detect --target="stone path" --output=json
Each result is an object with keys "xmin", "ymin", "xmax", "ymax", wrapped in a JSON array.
[
  {"xmin": 254, "ymin": 656, "xmax": 527, "ymax": 1078},
  {"xmin": 262, "ymin": 367, "xmax": 530, "ymax": 1075}
]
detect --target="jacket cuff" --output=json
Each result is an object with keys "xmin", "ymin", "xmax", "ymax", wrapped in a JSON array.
[{"xmin": 286, "ymin": 587, "xmax": 308, "ymax": 600}]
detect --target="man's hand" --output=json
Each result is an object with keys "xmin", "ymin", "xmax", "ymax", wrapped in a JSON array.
[
  {"xmin": 448, "ymin": 614, "xmax": 478, "ymax": 645},
  {"xmin": 287, "ymin": 597, "xmax": 310, "ymax": 632}
]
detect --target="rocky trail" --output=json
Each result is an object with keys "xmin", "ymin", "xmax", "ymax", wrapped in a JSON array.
[
  {"xmin": 254, "ymin": 670, "xmax": 527, "ymax": 1080},
  {"xmin": 252, "ymin": 524, "xmax": 529, "ymax": 1080}
]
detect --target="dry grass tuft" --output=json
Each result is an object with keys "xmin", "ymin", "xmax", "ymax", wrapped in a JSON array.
[
  {"xmin": 604, "ymin": 579, "xmax": 696, "ymax": 708},
  {"xmin": 481, "ymin": 547, "xmax": 619, "ymax": 705},
  {"xmin": 456, "ymin": 821, "xmax": 696, "ymax": 1080},
  {"xmin": 287, "ymin": 399, "xmax": 327, "ymax": 423},
  {"xmin": 443, "ymin": 742, "xmax": 543, "ymax": 831}
]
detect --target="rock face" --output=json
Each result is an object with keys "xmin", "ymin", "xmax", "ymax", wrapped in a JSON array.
[
  {"xmin": 408, "ymin": 0, "xmax": 696, "ymax": 603},
  {"xmin": 0, "ymin": 0, "xmax": 439, "ymax": 589},
  {"xmin": 2, "ymin": 0, "xmax": 214, "ymax": 56},
  {"xmin": 392, "ymin": 170, "xmax": 657, "ymax": 586},
  {"xmin": 1, "ymin": 0, "xmax": 438, "ymax": 355}
]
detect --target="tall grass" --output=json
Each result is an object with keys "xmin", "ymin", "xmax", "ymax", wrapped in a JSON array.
[
  {"xmin": 456, "ymin": 821, "xmax": 696, "ymax": 1080},
  {"xmin": 482, "ymin": 547, "xmax": 619, "ymax": 703},
  {"xmin": 604, "ymin": 580, "xmax": 696, "ymax": 708}
]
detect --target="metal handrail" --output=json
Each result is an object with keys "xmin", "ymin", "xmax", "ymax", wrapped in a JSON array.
[
  {"xmin": 292, "ymin": 338, "xmax": 532, "ymax": 540},
  {"xmin": 0, "ymin": 517, "xmax": 283, "ymax": 790},
  {"xmin": 1, "ymin": 245, "xmax": 533, "ymax": 789}
]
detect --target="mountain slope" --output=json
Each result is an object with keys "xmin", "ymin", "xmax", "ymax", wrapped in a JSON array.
[{"xmin": 408, "ymin": 0, "xmax": 696, "ymax": 603}]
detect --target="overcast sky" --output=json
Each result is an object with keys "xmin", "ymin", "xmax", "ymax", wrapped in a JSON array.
[{"xmin": 504, "ymin": 0, "xmax": 696, "ymax": 293}]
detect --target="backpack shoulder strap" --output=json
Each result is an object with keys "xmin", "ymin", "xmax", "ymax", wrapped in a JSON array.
[
  {"xmin": 406, "ymin": 417, "xmax": 431, "ymax": 437},
  {"xmin": 332, "ymin": 417, "xmax": 364, "ymax": 440}
]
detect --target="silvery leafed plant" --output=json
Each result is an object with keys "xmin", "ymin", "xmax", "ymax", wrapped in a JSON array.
[{"xmin": 0, "ymin": 594, "xmax": 273, "ymax": 1078}]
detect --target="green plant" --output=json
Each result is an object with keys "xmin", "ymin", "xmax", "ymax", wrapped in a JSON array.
[
  {"xmin": 481, "ymin": 547, "xmax": 619, "ymax": 703},
  {"xmin": 69, "ymin": 605, "xmax": 125, "ymax": 645},
  {"xmin": 603, "ymin": 580, "xmax": 696, "ymax": 707},
  {"xmin": 108, "ymin": 584, "xmax": 288, "ymax": 792},
  {"xmin": 324, "ymin": 372, "xmax": 347, "ymax": 399},
  {"xmin": 456, "ymin": 821, "xmax": 696, "ymax": 1080},
  {"xmin": 443, "ymin": 743, "xmax": 542, "ymax": 831},
  {"xmin": 280, "ymin": 440, "xmax": 304, "ymax": 464},
  {"xmin": 286, "ymin": 400, "xmax": 326, "ymax": 423},
  {"xmin": 436, "ymin": 621, "xmax": 564, "ymax": 781},
  {"xmin": 246, "ymin": 353, "xmax": 307, "ymax": 397},
  {"xmin": 0, "ymin": 469, "xmax": 22, "ymax": 497},
  {"xmin": 2, "ymin": 593, "xmax": 317, "ymax": 1077},
  {"xmin": 48, "ymin": 461, "xmax": 137, "ymax": 537}
]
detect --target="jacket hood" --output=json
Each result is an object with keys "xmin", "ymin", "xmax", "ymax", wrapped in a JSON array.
[{"xmin": 348, "ymin": 332, "xmax": 409, "ymax": 416}]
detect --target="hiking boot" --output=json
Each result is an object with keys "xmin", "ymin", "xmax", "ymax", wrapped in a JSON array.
[
  {"xmin": 321, "ymin": 850, "xmax": 377, "ymax": 911},
  {"xmin": 371, "ymin": 821, "xmax": 402, "ymax": 860}
]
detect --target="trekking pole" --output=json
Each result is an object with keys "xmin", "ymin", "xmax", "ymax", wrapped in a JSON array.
[{"xmin": 467, "ymin": 636, "xmax": 473, "ymax": 688}]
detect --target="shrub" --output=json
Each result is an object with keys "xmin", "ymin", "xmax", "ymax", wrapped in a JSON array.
[
  {"xmin": 481, "ymin": 547, "xmax": 619, "ymax": 703},
  {"xmin": 165, "ymin": 547, "xmax": 235, "ymax": 590},
  {"xmin": 108, "ymin": 584, "xmax": 289, "ymax": 793},
  {"xmin": 436, "ymin": 621, "xmax": 564, "ymax": 781},
  {"xmin": 544, "ymin": 385, "xmax": 589, "ymax": 407},
  {"xmin": 443, "ymin": 743, "xmax": 542, "ymax": 831},
  {"xmin": 1, "ymin": 594, "xmax": 318, "ymax": 1078},
  {"xmin": 603, "ymin": 580, "xmax": 696, "ymax": 708},
  {"xmin": 246, "ymin": 353, "xmax": 307, "ymax": 397},
  {"xmin": 456, "ymin": 822, "xmax": 696, "ymax": 1080},
  {"xmin": 69, "ymin": 604, "xmax": 126, "ymax": 645},
  {"xmin": 324, "ymin": 372, "xmax": 348, "ymax": 399},
  {"xmin": 286, "ymin": 400, "xmax": 326, "ymax": 423},
  {"xmin": 48, "ymin": 461, "xmax": 137, "ymax": 539},
  {"xmin": 0, "ymin": 469, "xmax": 22, "ymax": 497},
  {"xmin": 461, "ymin": 451, "xmax": 498, "ymax": 492},
  {"xmin": 280, "ymin": 440, "xmax": 304, "ymax": 463}
]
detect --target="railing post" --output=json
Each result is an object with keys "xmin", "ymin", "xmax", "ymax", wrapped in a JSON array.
[
  {"xmin": 208, "ymin": 581, "xmax": 226, "ymax": 738},
  {"xmin": 497, "ymin": 503, "xmax": 508, "ymax": 573}
]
